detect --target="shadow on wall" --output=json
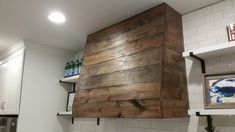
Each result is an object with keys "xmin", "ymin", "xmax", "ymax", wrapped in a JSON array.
[
  {"xmin": 70, "ymin": 117, "xmax": 190, "ymax": 132},
  {"xmin": 67, "ymin": 116, "xmax": 235, "ymax": 132},
  {"xmin": 57, "ymin": 116, "xmax": 71, "ymax": 132}
]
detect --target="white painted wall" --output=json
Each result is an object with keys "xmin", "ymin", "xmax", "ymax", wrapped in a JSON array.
[{"xmin": 17, "ymin": 41, "xmax": 73, "ymax": 132}]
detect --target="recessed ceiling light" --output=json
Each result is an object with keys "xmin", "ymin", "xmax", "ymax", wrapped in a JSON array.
[{"xmin": 48, "ymin": 11, "xmax": 66, "ymax": 24}]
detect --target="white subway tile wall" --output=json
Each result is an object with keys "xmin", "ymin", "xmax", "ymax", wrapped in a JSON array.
[
  {"xmin": 184, "ymin": 0, "xmax": 235, "ymax": 131},
  {"xmin": 70, "ymin": 1, "xmax": 235, "ymax": 132},
  {"xmin": 183, "ymin": 0, "xmax": 235, "ymax": 110},
  {"xmin": 70, "ymin": 116, "xmax": 235, "ymax": 132}
]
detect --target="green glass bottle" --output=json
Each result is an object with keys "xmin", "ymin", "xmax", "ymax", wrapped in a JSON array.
[
  {"xmin": 68, "ymin": 61, "xmax": 74, "ymax": 76},
  {"xmin": 74, "ymin": 60, "xmax": 80, "ymax": 75},
  {"xmin": 64, "ymin": 62, "xmax": 69, "ymax": 77}
]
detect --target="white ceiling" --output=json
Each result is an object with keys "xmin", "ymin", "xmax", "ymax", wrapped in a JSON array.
[{"xmin": 0, "ymin": 0, "xmax": 222, "ymax": 52}]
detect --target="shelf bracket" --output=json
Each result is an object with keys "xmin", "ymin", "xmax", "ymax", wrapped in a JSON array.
[
  {"xmin": 0, "ymin": 115, "xmax": 18, "ymax": 118},
  {"xmin": 72, "ymin": 117, "xmax": 74, "ymax": 124},
  {"xmin": 196, "ymin": 112, "xmax": 215, "ymax": 132},
  {"xmin": 97, "ymin": 118, "xmax": 100, "ymax": 126},
  {"xmin": 189, "ymin": 52, "xmax": 206, "ymax": 74},
  {"xmin": 59, "ymin": 80, "xmax": 76, "ymax": 93},
  {"xmin": 59, "ymin": 80, "xmax": 76, "ymax": 125},
  {"xmin": 59, "ymin": 80, "xmax": 75, "ymax": 84}
]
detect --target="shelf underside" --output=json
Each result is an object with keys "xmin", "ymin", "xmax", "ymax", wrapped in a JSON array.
[
  {"xmin": 60, "ymin": 75, "xmax": 79, "ymax": 83},
  {"xmin": 183, "ymin": 41, "xmax": 235, "ymax": 59},
  {"xmin": 188, "ymin": 109, "xmax": 235, "ymax": 115},
  {"xmin": 57, "ymin": 111, "xmax": 72, "ymax": 116}
]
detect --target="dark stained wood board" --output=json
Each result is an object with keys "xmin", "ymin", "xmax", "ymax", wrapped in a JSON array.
[
  {"xmin": 75, "ymin": 82, "xmax": 161, "ymax": 104},
  {"xmin": 161, "ymin": 5, "xmax": 189, "ymax": 118},
  {"xmin": 84, "ymin": 17, "xmax": 165, "ymax": 57},
  {"xmin": 73, "ymin": 3, "xmax": 188, "ymax": 118},
  {"xmin": 83, "ymin": 27, "xmax": 164, "ymax": 66},
  {"xmin": 81, "ymin": 47, "xmax": 162, "ymax": 78},
  {"xmin": 79, "ymin": 64, "xmax": 161, "ymax": 89},
  {"xmin": 161, "ymin": 48, "xmax": 188, "ymax": 118},
  {"xmin": 73, "ymin": 99, "xmax": 162, "ymax": 118}
]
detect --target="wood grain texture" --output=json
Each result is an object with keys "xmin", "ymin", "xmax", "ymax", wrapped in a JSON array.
[
  {"xmin": 85, "ymin": 17, "xmax": 165, "ymax": 56},
  {"xmin": 161, "ymin": 48, "xmax": 188, "ymax": 117},
  {"xmin": 161, "ymin": 48, "xmax": 186, "ymax": 99},
  {"xmin": 79, "ymin": 64, "xmax": 161, "ymax": 89},
  {"xmin": 73, "ymin": 99, "xmax": 161, "ymax": 118},
  {"xmin": 85, "ymin": 5, "xmax": 165, "ymax": 56},
  {"xmin": 81, "ymin": 47, "xmax": 162, "ymax": 78},
  {"xmin": 164, "ymin": 5, "xmax": 184, "ymax": 53},
  {"xmin": 73, "ymin": 3, "xmax": 188, "ymax": 118},
  {"xmin": 75, "ymin": 82, "xmax": 161, "ymax": 103},
  {"xmin": 162, "ymin": 100, "xmax": 189, "ymax": 118},
  {"xmin": 83, "ymin": 29, "xmax": 164, "ymax": 66}
]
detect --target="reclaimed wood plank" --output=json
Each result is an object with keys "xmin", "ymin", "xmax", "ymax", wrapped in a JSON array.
[
  {"xmin": 73, "ymin": 99, "xmax": 161, "ymax": 118},
  {"xmin": 108, "ymin": 82, "xmax": 161, "ymax": 101},
  {"xmin": 79, "ymin": 64, "xmax": 161, "ymax": 89},
  {"xmin": 161, "ymin": 48, "xmax": 188, "ymax": 117},
  {"xmin": 85, "ymin": 17, "xmax": 165, "ymax": 56},
  {"xmin": 83, "ymin": 35, "xmax": 163, "ymax": 66},
  {"xmin": 161, "ymin": 48, "xmax": 187, "ymax": 100},
  {"xmin": 73, "ymin": 3, "xmax": 188, "ymax": 118},
  {"xmin": 75, "ymin": 82, "xmax": 161, "ymax": 103},
  {"xmin": 81, "ymin": 47, "xmax": 162, "ymax": 78},
  {"xmin": 86, "ymin": 4, "xmax": 165, "ymax": 45},
  {"xmin": 164, "ymin": 5, "xmax": 184, "ymax": 53},
  {"xmin": 162, "ymin": 100, "xmax": 188, "ymax": 118}
]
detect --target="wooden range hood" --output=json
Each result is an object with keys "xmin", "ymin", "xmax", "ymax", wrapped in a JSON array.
[{"xmin": 73, "ymin": 3, "xmax": 189, "ymax": 118}]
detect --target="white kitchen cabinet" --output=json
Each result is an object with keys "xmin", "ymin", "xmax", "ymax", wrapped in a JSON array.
[
  {"xmin": 0, "ymin": 61, "xmax": 8, "ymax": 113},
  {"xmin": 0, "ymin": 50, "xmax": 24, "ymax": 115}
]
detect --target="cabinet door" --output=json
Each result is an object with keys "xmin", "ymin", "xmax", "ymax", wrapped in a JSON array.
[
  {"xmin": 0, "ymin": 61, "xmax": 9, "ymax": 113},
  {"xmin": 0, "ymin": 51, "xmax": 24, "ymax": 115}
]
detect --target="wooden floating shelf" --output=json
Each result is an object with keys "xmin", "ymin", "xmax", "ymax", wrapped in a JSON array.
[
  {"xmin": 57, "ymin": 111, "xmax": 72, "ymax": 116},
  {"xmin": 60, "ymin": 75, "xmax": 79, "ymax": 83},
  {"xmin": 188, "ymin": 109, "xmax": 235, "ymax": 115},
  {"xmin": 183, "ymin": 41, "xmax": 235, "ymax": 59}
]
